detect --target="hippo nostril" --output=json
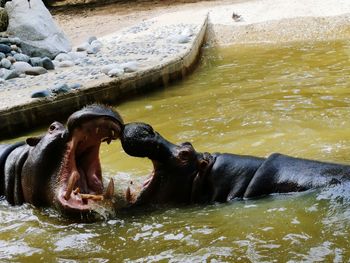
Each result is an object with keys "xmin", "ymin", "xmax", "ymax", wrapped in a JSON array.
[{"xmin": 49, "ymin": 124, "xmax": 56, "ymax": 132}]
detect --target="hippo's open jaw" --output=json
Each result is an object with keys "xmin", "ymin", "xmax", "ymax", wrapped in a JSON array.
[{"xmin": 57, "ymin": 107, "xmax": 123, "ymax": 213}]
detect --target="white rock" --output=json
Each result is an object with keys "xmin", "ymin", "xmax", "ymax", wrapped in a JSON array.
[
  {"xmin": 1, "ymin": 58, "xmax": 11, "ymax": 69},
  {"xmin": 169, "ymin": 34, "xmax": 191, "ymax": 44},
  {"xmin": 67, "ymin": 51, "xmax": 87, "ymax": 60},
  {"xmin": 86, "ymin": 46, "xmax": 100, "ymax": 54},
  {"xmin": 76, "ymin": 42, "xmax": 90, "ymax": 52},
  {"xmin": 5, "ymin": 0, "xmax": 71, "ymax": 59},
  {"xmin": 91, "ymin": 40, "xmax": 102, "ymax": 49},
  {"xmin": 181, "ymin": 27, "xmax": 193, "ymax": 37},
  {"xmin": 12, "ymin": 61, "xmax": 32, "ymax": 73},
  {"xmin": 55, "ymin": 53, "xmax": 72, "ymax": 62},
  {"xmin": 107, "ymin": 68, "xmax": 124, "ymax": 77},
  {"xmin": 101, "ymin": 63, "xmax": 121, "ymax": 75},
  {"xmin": 121, "ymin": 61, "xmax": 139, "ymax": 73},
  {"xmin": 58, "ymin": 60, "xmax": 74, "ymax": 67}
]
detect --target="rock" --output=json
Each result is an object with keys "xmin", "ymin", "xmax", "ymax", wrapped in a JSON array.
[
  {"xmin": 0, "ymin": 43, "xmax": 10, "ymax": 53},
  {"xmin": 101, "ymin": 63, "xmax": 121, "ymax": 75},
  {"xmin": 86, "ymin": 46, "xmax": 100, "ymax": 54},
  {"xmin": 57, "ymin": 60, "xmax": 74, "ymax": 67},
  {"xmin": 25, "ymin": 66, "xmax": 47, "ymax": 75},
  {"xmin": 12, "ymin": 61, "xmax": 32, "ymax": 73},
  {"xmin": 87, "ymin": 36, "xmax": 97, "ymax": 44},
  {"xmin": 0, "ymin": 37, "xmax": 20, "ymax": 45},
  {"xmin": 31, "ymin": 89, "xmax": 51, "ymax": 98},
  {"xmin": 91, "ymin": 40, "xmax": 102, "ymax": 49},
  {"xmin": 0, "ymin": 52, "xmax": 4, "ymax": 59},
  {"xmin": 69, "ymin": 83, "xmax": 82, "ymax": 89},
  {"xmin": 177, "ymin": 35, "xmax": 191, "ymax": 44},
  {"xmin": 6, "ymin": 55, "xmax": 14, "ymax": 63},
  {"xmin": 41, "ymin": 57, "xmax": 54, "ymax": 70},
  {"xmin": 0, "ymin": 8, "xmax": 8, "ymax": 32},
  {"xmin": 76, "ymin": 42, "xmax": 90, "ymax": 52},
  {"xmin": 54, "ymin": 53, "xmax": 71, "ymax": 62},
  {"xmin": 0, "ymin": 57, "xmax": 10, "ymax": 68},
  {"xmin": 13, "ymin": 53, "xmax": 30, "ymax": 62},
  {"xmin": 0, "ymin": 78, "xmax": 4, "ymax": 84},
  {"xmin": 107, "ymin": 68, "xmax": 124, "ymax": 77},
  {"xmin": 29, "ymin": 56, "xmax": 42, "ymax": 67},
  {"xmin": 121, "ymin": 61, "xmax": 139, "ymax": 73},
  {"xmin": 181, "ymin": 27, "xmax": 193, "ymax": 37},
  {"xmin": 1, "ymin": 68, "xmax": 18, "ymax": 80},
  {"xmin": 51, "ymin": 83, "xmax": 71, "ymax": 94},
  {"xmin": 5, "ymin": 0, "xmax": 71, "ymax": 59}
]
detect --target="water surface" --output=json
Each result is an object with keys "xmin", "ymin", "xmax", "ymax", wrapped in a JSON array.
[{"xmin": 1, "ymin": 40, "xmax": 350, "ymax": 262}]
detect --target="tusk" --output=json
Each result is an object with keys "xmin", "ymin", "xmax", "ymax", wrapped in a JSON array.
[
  {"xmin": 64, "ymin": 171, "xmax": 79, "ymax": 200},
  {"xmin": 126, "ymin": 186, "xmax": 132, "ymax": 203},
  {"xmin": 80, "ymin": 194, "xmax": 104, "ymax": 201},
  {"xmin": 104, "ymin": 178, "xmax": 114, "ymax": 199}
]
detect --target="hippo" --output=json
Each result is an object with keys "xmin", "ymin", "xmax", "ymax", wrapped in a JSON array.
[
  {"xmin": 120, "ymin": 122, "xmax": 350, "ymax": 206},
  {"xmin": 0, "ymin": 104, "xmax": 123, "ymax": 217}
]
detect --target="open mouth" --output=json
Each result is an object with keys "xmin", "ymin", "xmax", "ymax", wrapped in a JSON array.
[{"xmin": 57, "ymin": 117, "xmax": 121, "ymax": 213}]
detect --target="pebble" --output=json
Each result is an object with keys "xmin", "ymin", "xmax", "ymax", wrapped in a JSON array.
[
  {"xmin": 31, "ymin": 90, "xmax": 51, "ymax": 98},
  {"xmin": 91, "ymin": 40, "xmax": 102, "ymax": 49},
  {"xmin": 101, "ymin": 63, "xmax": 121, "ymax": 74},
  {"xmin": 107, "ymin": 67, "xmax": 124, "ymax": 77},
  {"xmin": 13, "ymin": 53, "xmax": 30, "ymax": 62},
  {"xmin": 0, "ymin": 44, "xmax": 11, "ymax": 54},
  {"xmin": 0, "ymin": 52, "xmax": 5, "ymax": 60},
  {"xmin": 29, "ymin": 57, "xmax": 42, "ymax": 67},
  {"xmin": 7, "ymin": 56, "xmax": 15, "ymax": 63},
  {"xmin": 41, "ymin": 57, "xmax": 55, "ymax": 70},
  {"xmin": 1, "ymin": 69, "xmax": 19, "ymax": 80},
  {"xmin": 87, "ymin": 36, "xmax": 97, "ymax": 44},
  {"xmin": 1, "ymin": 58, "xmax": 11, "ymax": 69},
  {"xmin": 51, "ymin": 83, "xmax": 71, "ymax": 94},
  {"xmin": 58, "ymin": 60, "xmax": 75, "ymax": 67},
  {"xmin": 121, "ymin": 61, "xmax": 139, "ymax": 73},
  {"xmin": 12, "ymin": 61, "xmax": 32, "ymax": 73},
  {"xmin": 54, "ymin": 53, "xmax": 72, "ymax": 62},
  {"xmin": 177, "ymin": 35, "xmax": 191, "ymax": 44},
  {"xmin": 69, "ymin": 83, "xmax": 82, "ymax": 89},
  {"xmin": 86, "ymin": 46, "xmax": 100, "ymax": 54},
  {"xmin": 25, "ymin": 66, "xmax": 48, "ymax": 76},
  {"xmin": 67, "ymin": 51, "xmax": 87, "ymax": 61},
  {"xmin": 76, "ymin": 42, "xmax": 90, "ymax": 52}
]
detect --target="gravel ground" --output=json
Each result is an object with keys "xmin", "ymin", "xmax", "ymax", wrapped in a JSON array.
[{"xmin": 1, "ymin": 0, "xmax": 349, "ymax": 110}]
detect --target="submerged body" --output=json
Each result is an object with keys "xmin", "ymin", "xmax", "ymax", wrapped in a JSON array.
[{"xmin": 121, "ymin": 122, "xmax": 350, "ymax": 206}]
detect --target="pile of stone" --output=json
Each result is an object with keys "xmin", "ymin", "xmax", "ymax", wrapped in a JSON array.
[
  {"xmin": 0, "ymin": 0, "xmax": 71, "ymax": 82},
  {"xmin": 0, "ymin": 35, "xmax": 55, "ymax": 81}
]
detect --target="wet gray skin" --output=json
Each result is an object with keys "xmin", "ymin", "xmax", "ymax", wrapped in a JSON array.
[
  {"xmin": 121, "ymin": 122, "xmax": 350, "ymax": 206},
  {"xmin": 0, "ymin": 104, "xmax": 123, "ymax": 218}
]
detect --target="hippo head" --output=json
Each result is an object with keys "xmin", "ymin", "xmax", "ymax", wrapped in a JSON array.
[
  {"xmin": 121, "ymin": 122, "xmax": 213, "ymax": 205},
  {"xmin": 22, "ymin": 104, "xmax": 123, "ymax": 217}
]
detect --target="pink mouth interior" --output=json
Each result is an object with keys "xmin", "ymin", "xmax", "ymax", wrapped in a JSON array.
[{"xmin": 57, "ymin": 117, "xmax": 121, "ymax": 212}]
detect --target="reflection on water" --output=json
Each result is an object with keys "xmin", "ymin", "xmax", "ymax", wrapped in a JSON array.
[{"xmin": 1, "ymin": 40, "xmax": 350, "ymax": 261}]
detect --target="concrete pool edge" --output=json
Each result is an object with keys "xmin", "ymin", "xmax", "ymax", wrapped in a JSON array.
[{"xmin": 0, "ymin": 12, "xmax": 208, "ymax": 139}]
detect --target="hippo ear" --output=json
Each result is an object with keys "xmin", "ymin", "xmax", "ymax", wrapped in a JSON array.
[{"xmin": 26, "ymin": 136, "xmax": 43, "ymax": 146}]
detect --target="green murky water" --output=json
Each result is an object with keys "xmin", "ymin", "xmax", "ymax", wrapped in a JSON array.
[{"xmin": 1, "ymin": 40, "xmax": 350, "ymax": 262}]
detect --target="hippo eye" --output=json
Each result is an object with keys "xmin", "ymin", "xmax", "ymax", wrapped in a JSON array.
[{"xmin": 178, "ymin": 149, "xmax": 191, "ymax": 160}]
